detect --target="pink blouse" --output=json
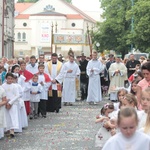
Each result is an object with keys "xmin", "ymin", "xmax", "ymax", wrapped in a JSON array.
[{"xmin": 138, "ymin": 78, "xmax": 150, "ymax": 91}]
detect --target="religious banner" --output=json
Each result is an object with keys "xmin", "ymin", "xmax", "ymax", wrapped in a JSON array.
[
  {"xmin": 40, "ymin": 23, "xmax": 50, "ymax": 43},
  {"xmin": 53, "ymin": 34, "xmax": 86, "ymax": 45}
]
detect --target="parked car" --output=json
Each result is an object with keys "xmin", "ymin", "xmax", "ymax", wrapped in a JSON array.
[{"xmin": 124, "ymin": 53, "xmax": 149, "ymax": 60}]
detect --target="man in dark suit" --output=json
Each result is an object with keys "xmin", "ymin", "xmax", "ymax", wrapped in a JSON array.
[
  {"xmin": 126, "ymin": 54, "xmax": 140, "ymax": 78},
  {"xmin": 79, "ymin": 53, "xmax": 88, "ymax": 100}
]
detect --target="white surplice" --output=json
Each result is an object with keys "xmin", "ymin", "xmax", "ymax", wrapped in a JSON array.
[
  {"xmin": 15, "ymin": 83, "xmax": 28, "ymax": 131},
  {"xmin": 18, "ymin": 75, "xmax": 31, "ymax": 102},
  {"xmin": 108, "ymin": 62, "xmax": 127, "ymax": 101},
  {"xmin": 0, "ymin": 86, "xmax": 6, "ymax": 128},
  {"xmin": 102, "ymin": 131, "xmax": 150, "ymax": 150},
  {"xmin": 38, "ymin": 74, "xmax": 51, "ymax": 100},
  {"xmin": 108, "ymin": 62, "xmax": 127, "ymax": 93},
  {"xmin": 0, "ymin": 86, "xmax": 6, "ymax": 139},
  {"xmin": 2, "ymin": 83, "xmax": 20, "ymax": 131},
  {"xmin": 56, "ymin": 61, "xmax": 80, "ymax": 103},
  {"xmin": 51, "ymin": 64, "xmax": 59, "ymax": 90},
  {"xmin": 86, "ymin": 59, "xmax": 104, "ymax": 102},
  {"xmin": 26, "ymin": 63, "xmax": 39, "ymax": 74}
]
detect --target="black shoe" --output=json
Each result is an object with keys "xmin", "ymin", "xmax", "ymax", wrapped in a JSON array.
[
  {"xmin": 29, "ymin": 116, "xmax": 33, "ymax": 120},
  {"xmin": 69, "ymin": 103, "xmax": 73, "ymax": 106},
  {"xmin": 42, "ymin": 115, "xmax": 46, "ymax": 118},
  {"xmin": 56, "ymin": 109, "xmax": 59, "ymax": 113},
  {"xmin": 64, "ymin": 102, "xmax": 67, "ymax": 106}
]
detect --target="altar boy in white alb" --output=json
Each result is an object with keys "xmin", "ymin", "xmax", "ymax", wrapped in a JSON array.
[
  {"xmin": 86, "ymin": 51, "xmax": 104, "ymax": 104},
  {"xmin": 37, "ymin": 64, "xmax": 51, "ymax": 118},
  {"xmin": 56, "ymin": 54, "xmax": 80, "ymax": 106}
]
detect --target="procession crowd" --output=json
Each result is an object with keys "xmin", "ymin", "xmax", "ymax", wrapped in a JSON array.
[{"xmin": 0, "ymin": 49, "xmax": 150, "ymax": 150}]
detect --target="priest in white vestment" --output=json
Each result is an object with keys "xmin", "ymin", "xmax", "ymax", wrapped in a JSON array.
[
  {"xmin": 108, "ymin": 56, "xmax": 127, "ymax": 102},
  {"xmin": 56, "ymin": 54, "xmax": 80, "ymax": 106},
  {"xmin": 47, "ymin": 53, "xmax": 62, "ymax": 112},
  {"xmin": 86, "ymin": 51, "xmax": 104, "ymax": 104}
]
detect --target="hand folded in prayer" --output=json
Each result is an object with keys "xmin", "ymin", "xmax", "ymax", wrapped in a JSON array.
[
  {"xmin": 67, "ymin": 69, "xmax": 73, "ymax": 73},
  {"xmin": 52, "ymin": 79, "xmax": 56, "ymax": 84},
  {"xmin": 6, "ymin": 103, "xmax": 11, "ymax": 109}
]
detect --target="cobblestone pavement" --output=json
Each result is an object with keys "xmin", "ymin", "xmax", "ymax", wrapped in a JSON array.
[{"xmin": 0, "ymin": 99, "xmax": 108, "ymax": 150}]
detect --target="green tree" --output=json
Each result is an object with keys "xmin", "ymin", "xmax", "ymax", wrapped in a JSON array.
[
  {"xmin": 93, "ymin": 0, "xmax": 140, "ymax": 57},
  {"xmin": 126, "ymin": 0, "xmax": 150, "ymax": 53},
  {"xmin": 18, "ymin": 0, "xmax": 39, "ymax": 2},
  {"xmin": 64, "ymin": 0, "xmax": 72, "ymax": 3},
  {"xmin": 18, "ymin": 0, "xmax": 72, "ymax": 3}
]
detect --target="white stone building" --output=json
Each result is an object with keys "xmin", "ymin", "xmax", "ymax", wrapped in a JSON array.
[
  {"xmin": 0, "ymin": 0, "xmax": 15, "ymax": 58},
  {"xmin": 14, "ymin": 0, "xmax": 96, "ymax": 58}
]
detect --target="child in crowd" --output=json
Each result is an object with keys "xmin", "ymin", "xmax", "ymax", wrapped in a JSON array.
[
  {"xmin": 2, "ymin": 73, "xmax": 20, "ymax": 138},
  {"xmin": 102, "ymin": 107, "xmax": 150, "ymax": 150},
  {"xmin": 0, "ymin": 86, "xmax": 7, "ymax": 139},
  {"xmin": 12, "ymin": 74, "xmax": 28, "ymax": 131},
  {"xmin": 19, "ymin": 61, "xmax": 33, "ymax": 116},
  {"xmin": 114, "ymin": 88, "xmax": 128, "ymax": 110},
  {"xmin": 26, "ymin": 55, "xmax": 38, "ymax": 74},
  {"xmin": 30, "ymin": 74, "xmax": 42, "ymax": 119},
  {"xmin": 0, "ymin": 65, "xmax": 6, "ymax": 84},
  {"xmin": 138, "ymin": 87, "xmax": 150, "ymax": 129},
  {"xmin": 95, "ymin": 103, "xmax": 116, "ymax": 148},
  {"xmin": 130, "ymin": 79, "xmax": 143, "ymax": 110},
  {"xmin": 37, "ymin": 64, "xmax": 51, "ymax": 118},
  {"xmin": 121, "ymin": 93, "xmax": 138, "ymax": 109},
  {"xmin": 128, "ymin": 64, "xmax": 141, "ymax": 82},
  {"xmin": 139, "ymin": 107, "xmax": 150, "ymax": 135}
]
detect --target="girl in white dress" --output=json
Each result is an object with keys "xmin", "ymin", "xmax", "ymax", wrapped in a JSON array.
[
  {"xmin": 121, "ymin": 93, "xmax": 138, "ymax": 109},
  {"xmin": 103, "ymin": 93, "xmax": 139, "ymax": 139},
  {"xmin": 11, "ymin": 65, "xmax": 28, "ymax": 128},
  {"xmin": 95, "ymin": 103, "xmax": 116, "ymax": 148},
  {"xmin": 130, "ymin": 79, "xmax": 142, "ymax": 109},
  {"xmin": 138, "ymin": 87, "xmax": 150, "ymax": 129},
  {"xmin": 102, "ymin": 107, "xmax": 150, "ymax": 150},
  {"xmin": 114, "ymin": 88, "xmax": 128, "ymax": 110},
  {"xmin": 0, "ymin": 86, "xmax": 7, "ymax": 139},
  {"xmin": 2, "ymin": 73, "xmax": 20, "ymax": 138}
]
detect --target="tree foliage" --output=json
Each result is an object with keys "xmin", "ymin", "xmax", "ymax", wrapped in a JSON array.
[
  {"xmin": 18, "ymin": 0, "xmax": 72, "ymax": 3},
  {"xmin": 126, "ymin": 0, "xmax": 150, "ymax": 53},
  {"xmin": 18, "ymin": 0, "xmax": 39, "ymax": 2},
  {"xmin": 93, "ymin": 0, "xmax": 149, "ymax": 56},
  {"xmin": 64, "ymin": 0, "xmax": 72, "ymax": 3}
]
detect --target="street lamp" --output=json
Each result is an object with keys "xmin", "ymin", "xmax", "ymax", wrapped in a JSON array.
[
  {"xmin": 96, "ymin": 42, "xmax": 100, "ymax": 51},
  {"xmin": 131, "ymin": 0, "xmax": 134, "ymax": 52}
]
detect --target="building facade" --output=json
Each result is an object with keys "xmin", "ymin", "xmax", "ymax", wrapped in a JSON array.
[
  {"xmin": 0, "ymin": 0, "xmax": 15, "ymax": 58},
  {"xmin": 14, "ymin": 0, "xmax": 96, "ymax": 58}
]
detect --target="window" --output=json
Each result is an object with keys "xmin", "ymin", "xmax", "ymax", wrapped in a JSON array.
[
  {"xmin": 22, "ymin": 32, "xmax": 26, "ymax": 41},
  {"xmin": 19, "ymin": 51, "xmax": 24, "ymax": 56},
  {"xmin": 23, "ymin": 22, "xmax": 27, "ymax": 27},
  {"xmin": 71, "ymin": 23, "xmax": 76, "ymax": 27},
  {"xmin": 17, "ymin": 32, "xmax": 21, "ymax": 41}
]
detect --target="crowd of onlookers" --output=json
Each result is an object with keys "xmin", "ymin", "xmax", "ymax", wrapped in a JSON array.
[
  {"xmin": 93, "ymin": 54, "xmax": 150, "ymax": 149},
  {"xmin": 0, "ymin": 52, "xmax": 150, "ymax": 150}
]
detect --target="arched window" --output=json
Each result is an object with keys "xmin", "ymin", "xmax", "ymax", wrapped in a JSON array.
[
  {"xmin": 17, "ymin": 32, "xmax": 21, "ymax": 41},
  {"xmin": 22, "ymin": 32, "xmax": 26, "ymax": 41}
]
